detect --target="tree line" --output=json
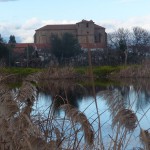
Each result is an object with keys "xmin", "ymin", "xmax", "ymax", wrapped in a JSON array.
[
  {"xmin": 50, "ymin": 27, "xmax": 150, "ymax": 66},
  {"xmin": 0, "ymin": 35, "xmax": 16, "ymax": 66},
  {"xmin": 0, "ymin": 26, "xmax": 150, "ymax": 67},
  {"xmin": 106, "ymin": 26, "xmax": 150, "ymax": 65}
]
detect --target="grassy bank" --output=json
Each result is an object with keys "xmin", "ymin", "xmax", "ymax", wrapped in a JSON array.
[
  {"xmin": 111, "ymin": 62, "xmax": 150, "ymax": 78},
  {"xmin": 0, "ymin": 67, "xmax": 42, "ymax": 77},
  {"xmin": 0, "ymin": 66, "xmax": 125, "ymax": 80},
  {"xmin": 75, "ymin": 65, "xmax": 124, "ymax": 78}
]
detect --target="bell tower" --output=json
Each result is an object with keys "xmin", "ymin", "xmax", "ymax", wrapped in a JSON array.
[{"xmin": 76, "ymin": 20, "xmax": 95, "ymax": 44}]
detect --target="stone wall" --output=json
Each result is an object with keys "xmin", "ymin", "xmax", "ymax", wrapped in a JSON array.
[{"xmin": 34, "ymin": 20, "xmax": 107, "ymax": 49}]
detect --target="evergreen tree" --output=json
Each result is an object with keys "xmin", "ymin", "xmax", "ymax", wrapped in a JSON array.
[
  {"xmin": 0, "ymin": 34, "xmax": 3, "ymax": 43},
  {"xmin": 0, "ymin": 42, "xmax": 9, "ymax": 65},
  {"xmin": 8, "ymin": 35, "xmax": 16, "ymax": 45},
  {"xmin": 50, "ymin": 33, "xmax": 82, "ymax": 63}
]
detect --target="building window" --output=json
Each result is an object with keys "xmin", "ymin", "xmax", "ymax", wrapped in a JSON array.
[
  {"xmin": 95, "ymin": 33, "xmax": 101, "ymax": 43},
  {"xmin": 98, "ymin": 33, "xmax": 101, "ymax": 42},
  {"xmin": 86, "ymin": 23, "xmax": 89, "ymax": 28}
]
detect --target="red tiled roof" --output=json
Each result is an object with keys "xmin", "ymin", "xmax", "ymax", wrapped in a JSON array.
[
  {"xmin": 12, "ymin": 43, "xmax": 50, "ymax": 53},
  {"xmin": 36, "ymin": 25, "xmax": 76, "ymax": 31},
  {"xmin": 36, "ymin": 22, "xmax": 105, "ymax": 31}
]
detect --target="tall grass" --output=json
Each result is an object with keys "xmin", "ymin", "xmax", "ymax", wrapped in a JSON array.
[
  {"xmin": 112, "ymin": 60, "xmax": 150, "ymax": 78},
  {"xmin": 0, "ymin": 72, "xmax": 96, "ymax": 149},
  {"xmin": 0, "ymin": 62, "xmax": 150, "ymax": 149},
  {"xmin": 75, "ymin": 66, "xmax": 123, "ymax": 78}
]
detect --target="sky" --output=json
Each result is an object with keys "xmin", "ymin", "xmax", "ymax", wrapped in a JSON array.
[{"xmin": 0, "ymin": 0, "xmax": 150, "ymax": 43}]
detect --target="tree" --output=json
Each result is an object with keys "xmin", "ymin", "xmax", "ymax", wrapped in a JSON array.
[
  {"xmin": 0, "ymin": 42, "xmax": 9, "ymax": 65},
  {"xmin": 107, "ymin": 28, "xmax": 130, "ymax": 64},
  {"xmin": 108, "ymin": 28, "xmax": 130, "ymax": 49},
  {"xmin": 0, "ymin": 34, "xmax": 3, "ymax": 43},
  {"xmin": 132, "ymin": 27, "xmax": 150, "ymax": 54},
  {"xmin": 8, "ymin": 35, "xmax": 16, "ymax": 50},
  {"xmin": 50, "ymin": 34, "xmax": 62, "ymax": 62},
  {"xmin": 50, "ymin": 33, "xmax": 82, "ymax": 63},
  {"xmin": 8, "ymin": 35, "xmax": 16, "ymax": 44},
  {"xmin": 119, "ymin": 39, "xmax": 127, "ymax": 65}
]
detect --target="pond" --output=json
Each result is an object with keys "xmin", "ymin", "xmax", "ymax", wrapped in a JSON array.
[{"xmin": 33, "ymin": 78, "xmax": 150, "ymax": 150}]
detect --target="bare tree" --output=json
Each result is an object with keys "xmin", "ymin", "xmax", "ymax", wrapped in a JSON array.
[
  {"xmin": 107, "ymin": 28, "xmax": 131, "ymax": 65},
  {"xmin": 132, "ymin": 27, "xmax": 150, "ymax": 55}
]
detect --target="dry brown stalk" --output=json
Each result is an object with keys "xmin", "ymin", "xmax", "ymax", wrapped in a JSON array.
[
  {"xmin": 112, "ymin": 108, "xmax": 137, "ymax": 131},
  {"xmin": 17, "ymin": 81, "xmax": 37, "ymax": 103},
  {"xmin": 40, "ymin": 67, "xmax": 76, "ymax": 80},
  {"xmin": 60, "ymin": 104, "xmax": 94, "ymax": 146},
  {"xmin": 140, "ymin": 129, "xmax": 150, "ymax": 150}
]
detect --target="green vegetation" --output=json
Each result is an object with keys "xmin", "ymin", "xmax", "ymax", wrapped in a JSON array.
[
  {"xmin": 0, "ymin": 42, "xmax": 9, "ymax": 64},
  {"xmin": 0, "ymin": 65, "xmax": 150, "ymax": 149},
  {"xmin": 0, "ymin": 66, "xmax": 122, "ymax": 80},
  {"xmin": 111, "ymin": 61, "xmax": 150, "ymax": 78},
  {"xmin": 75, "ymin": 65, "xmax": 124, "ymax": 78},
  {"xmin": 50, "ymin": 33, "xmax": 82, "ymax": 63},
  {"xmin": 1, "ymin": 63, "xmax": 149, "ymax": 81},
  {"xmin": 0, "ymin": 67, "xmax": 42, "ymax": 77}
]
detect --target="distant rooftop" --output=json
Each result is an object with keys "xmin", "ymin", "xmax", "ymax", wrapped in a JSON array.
[{"xmin": 36, "ymin": 20, "xmax": 105, "ymax": 31}]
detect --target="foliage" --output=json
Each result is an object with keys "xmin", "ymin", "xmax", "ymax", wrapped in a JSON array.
[
  {"xmin": 50, "ymin": 34, "xmax": 62, "ymax": 61},
  {"xmin": 0, "ymin": 72, "xmax": 94, "ymax": 149},
  {"xmin": 0, "ymin": 34, "xmax": 4, "ymax": 43},
  {"xmin": 8, "ymin": 35, "xmax": 16, "ymax": 44},
  {"xmin": 75, "ymin": 66, "xmax": 123, "ymax": 78},
  {"xmin": 23, "ymin": 45, "xmax": 35, "ymax": 59},
  {"xmin": 107, "ymin": 26, "xmax": 150, "ymax": 65},
  {"xmin": 0, "ymin": 67, "xmax": 150, "ymax": 149},
  {"xmin": 119, "ymin": 39, "xmax": 127, "ymax": 52},
  {"xmin": 0, "ymin": 42, "xmax": 9, "ymax": 65},
  {"xmin": 0, "ymin": 67, "xmax": 42, "ymax": 77},
  {"xmin": 132, "ymin": 27, "xmax": 150, "ymax": 47},
  {"xmin": 112, "ymin": 61, "xmax": 150, "ymax": 78},
  {"xmin": 50, "ymin": 33, "xmax": 82, "ymax": 63}
]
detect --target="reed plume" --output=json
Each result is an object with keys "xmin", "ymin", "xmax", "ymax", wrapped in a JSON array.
[
  {"xmin": 140, "ymin": 129, "xmax": 150, "ymax": 150},
  {"xmin": 112, "ymin": 108, "xmax": 137, "ymax": 131},
  {"xmin": 60, "ymin": 104, "xmax": 94, "ymax": 145}
]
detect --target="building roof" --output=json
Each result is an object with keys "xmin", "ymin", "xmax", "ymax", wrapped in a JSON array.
[
  {"xmin": 36, "ymin": 20, "xmax": 105, "ymax": 31},
  {"xmin": 12, "ymin": 43, "xmax": 50, "ymax": 53},
  {"xmin": 36, "ymin": 24, "xmax": 76, "ymax": 31},
  {"xmin": 95, "ymin": 24, "xmax": 105, "ymax": 29}
]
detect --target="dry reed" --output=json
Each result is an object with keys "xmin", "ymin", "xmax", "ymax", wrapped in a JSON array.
[{"xmin": 140, "ymin": 129, "xmax": 150, "ymax": 150}]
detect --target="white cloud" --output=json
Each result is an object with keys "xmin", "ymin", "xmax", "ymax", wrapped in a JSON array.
[
  {"xmin": 0, "ymin": 16, "xmax": 150, "ymax": 43},
  {"xmin": 100, "ymin": 15, "xmax": 150, "ymax": 32},
  {"xmin": 0, "ymin": 18, "xmax": 77, "ymax": 43}
]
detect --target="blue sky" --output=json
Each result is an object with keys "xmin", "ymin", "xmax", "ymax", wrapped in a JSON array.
[{"xmin": 0, "ymin": 0, "xmax": 150, "ymax": 42}]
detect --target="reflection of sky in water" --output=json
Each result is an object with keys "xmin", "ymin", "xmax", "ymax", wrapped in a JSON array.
[
  {"xmin": 32, "ymin": 92, "xmax": 52, "ymax": 117},
  {"xmin": 34, "ymin": 86, "xmax": 150, "ymax": 149}
]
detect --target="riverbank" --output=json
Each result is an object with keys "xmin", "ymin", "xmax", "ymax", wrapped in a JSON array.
[
  {"xmin": 0, "ymin": 62, "xmax": 150, "ymax": 80},
  {"xmin": 0, "ymin": 66, "xmax": 121, "ymax": 80}
]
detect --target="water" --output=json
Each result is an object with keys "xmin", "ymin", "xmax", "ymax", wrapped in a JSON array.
[{"xmin": 33, "ymin": 79, "xmax": 150, "ymax": 149}]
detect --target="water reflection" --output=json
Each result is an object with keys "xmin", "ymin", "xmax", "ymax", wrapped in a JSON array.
[
  {"xmin": 38, "ymin": 79, "xmax": 150, "ymax": 112},
  {"xmin": 39, "ymin": 80, "xmax": 88, "ymax": 111},
  {"xmin": 36, "ymin": 78, "xmax": 150, "ymax": 149}
]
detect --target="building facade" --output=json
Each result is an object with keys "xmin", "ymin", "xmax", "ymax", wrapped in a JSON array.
[{"xmin": 34, "ymin": 20, "xmax": 107, "ymax": 49}]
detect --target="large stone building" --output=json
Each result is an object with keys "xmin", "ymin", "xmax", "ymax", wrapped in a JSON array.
[{"xmin": 34, "ymin": 20, "xmax": 107, "ymax": 50}]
